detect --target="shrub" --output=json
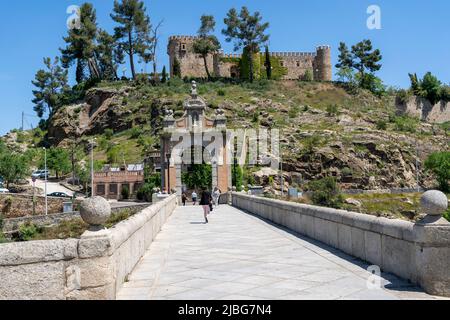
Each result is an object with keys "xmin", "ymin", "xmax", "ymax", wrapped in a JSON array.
[
  {"xmin": 425, "ymin": 151, "xmax": 450, "ymax": 192},
  {"xmin": 121, "ymin": 186, "xmax": 130, "ymax": 200},
  {"xmin": 217, "ymin": 89, "xmax": 226, "ymax": 96},
  {"xmin": 326, "ymin": 104, "xmax": 339, "ymax": 116},
  {"xmin": 444, "ymin": 208, "xmax": 450, "ymax": 222},
  {"xmin": 308, "ymin": 177, "xmax": 344, "ymax": 209},
  {"xmin": 439, "ymin": 86, "xmax": 450, "ymax": 102},
  {"xmin": 302, "ymin": 70, "xmax": 313, "ymax": 82},
  {"xmin": 18, "ymin": 222, "xmax": 41, "ymax": 241},
  {"xmin": 104, "ymin": 129, "xmax": 114, "ymax": 139},
  {"xmin": 288, "ymin": 105, "xmax": 300, "ymax": 118},
  {"xmin": 394, "ymin": 116, "xmax": 419, "ymax": 133},
  {"xmin": 137, "ymin": 184, "xmax": 154, "ymax": 202},
  {"xmin": 341, "ymin": 167, "xmax": 353, "ymax": 177},
  {"xmin": 129, "ymin": 127, "xmax": 142, "ymax": 139},
  {"xmin": 396, "ymin": 89, "xmax": 412, "ymax": 104},
  {"xmin": 376, "ymin": 120, "xmax": 387, "ymax": 130}
]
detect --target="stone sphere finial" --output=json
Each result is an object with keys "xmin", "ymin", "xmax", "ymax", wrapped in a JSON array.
[
  {"xmin": 80, "ymin": 197, "xmax": 111, "ymax": 227},
  {"xmin": 420, "ymin": 190, "xmax": 448, "ymax": 216}
]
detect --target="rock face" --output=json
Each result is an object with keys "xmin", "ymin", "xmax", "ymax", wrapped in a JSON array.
[
  {"xmin": 396, "ymin": 96, "xmax": 450, "ymax": 124},
  {"xmin": 47, "ymin": 87, "xmax": 137, "ymax": 146}
]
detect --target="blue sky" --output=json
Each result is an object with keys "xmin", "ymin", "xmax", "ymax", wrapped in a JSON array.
[{"xmin": 0, "ymin": 0, "xmax": 449, "ymax": 135}]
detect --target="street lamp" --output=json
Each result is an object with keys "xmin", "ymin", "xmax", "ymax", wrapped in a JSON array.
[
  {"xmin": 89, "ymin": 138, "xmax": 97, "ymax": 198},
  {"xmin": 166, "ymin": 152, "xmax": 171, "ymax": 193},
  {"xmin": 43, "ymin": 147, "xmax": 48, "ymax": 215}
]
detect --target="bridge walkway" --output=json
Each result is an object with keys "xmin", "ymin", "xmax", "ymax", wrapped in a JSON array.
[{"xmin": 118, "ymin": 205, "xmax": 437, "ymax": 300}]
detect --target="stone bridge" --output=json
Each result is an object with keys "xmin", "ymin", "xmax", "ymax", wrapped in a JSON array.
[{"xmin": 0, "ymin": 191, "xmax": 448, "ymax": 300}]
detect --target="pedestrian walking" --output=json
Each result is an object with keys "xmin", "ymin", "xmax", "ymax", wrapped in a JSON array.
[
  {"xmin": 212, "ymin": 187, "xmax": 221, "ymax": 207},
  {"xmin": 200, "ymin": 188, "xmax": 212, "ymax": 224},
  {"xmin": 182, "ymin": 193, "xmax": 187, "ymax": 206},
  {"xmin": 191, "ymin": 190, "xmax": 198, "ymax": 205}
]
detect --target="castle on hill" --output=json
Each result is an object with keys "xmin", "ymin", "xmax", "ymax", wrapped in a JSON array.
[{"xmin": 167, "ymin": 35, "xmax": 332, "ymax": 81}]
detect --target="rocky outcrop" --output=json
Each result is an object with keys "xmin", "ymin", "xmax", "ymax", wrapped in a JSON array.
[
  {"xmin": 396, "ymin": 96, "xmax": 450, "ymax": 124},
  {"xmin": 47, "ymin": 87, "xmax": 138, "ymax": 146}
]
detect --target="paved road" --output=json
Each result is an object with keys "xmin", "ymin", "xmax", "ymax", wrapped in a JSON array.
[
  {"xmin": 28, "ymin": 179, "xmax": 75, "ymax": 197},
  {"xmin": 118, "ymin": 205, "xmax": 441, "ymax": 300}
]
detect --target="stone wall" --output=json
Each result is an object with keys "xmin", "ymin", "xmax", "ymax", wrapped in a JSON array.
[
  {"xmin": 0, "ymin": 195, "xmax": 178, "ymax": 300},
  {"xmin": 0, "ymin": 193, "xmax": 65, "ymax": 218},
  {"xmin": 2, "ymin": 204, "xmax": 150, "ymax": 234},
  {"xmin": 396, "ymin": 96, "xmax": 450, "ymax": 124},
  {"xmin": 231, "ymin": 193, "xmax": 450, "ymax": 297},
  {"xmin": 168, "ymin": 35, "xmax": 332, "ymax": 81}
]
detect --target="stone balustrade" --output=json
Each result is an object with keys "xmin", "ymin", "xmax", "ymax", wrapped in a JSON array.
[
  {"xmin": 231, "ymin": 190, "xmax": 450, "ymax": 297},
  {"xmin": 0, "ymin": 195, "xmax": 178, "ymax": 300}
]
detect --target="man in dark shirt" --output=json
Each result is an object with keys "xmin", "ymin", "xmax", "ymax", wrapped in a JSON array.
[{"xmin": 200, "ymin": 188, "xmax": 212, "ymax": 224}]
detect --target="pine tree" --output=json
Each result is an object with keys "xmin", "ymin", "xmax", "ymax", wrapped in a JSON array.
[
  {"xmin": 111, "ymin": 0, "xmax": 151, "ymax": 80},
  {"xmin": 264, "ymin": 46, "xmax": 272, "ymax": 80},
  {"xmin": 222, "ymin": 7, "xmax": 269, "ymax": 83},
  {"xmin": 161, "ymin": 66, "xmax": 167, "ymax": 83},
  {"xmin": 32, "ymin": 57, "xmax": 69, "ymax": 120},
  {"xmin": 60, "ymin": 3, "xmax": 100, "ymax": 82},
  {"xmin": 193, "ymin": 15, "xmax": 221, "ymax": 81},
  {"xmin": 96, "ymin": 29, "xmax": 124, "ymax": 80}
]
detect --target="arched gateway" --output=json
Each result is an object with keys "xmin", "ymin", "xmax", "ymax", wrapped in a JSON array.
[{"xmin": 161, "ymin": 82, "xmax": 231, "ymax": 198}]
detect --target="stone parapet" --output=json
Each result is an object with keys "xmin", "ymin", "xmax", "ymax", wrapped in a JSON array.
[
  {"xmin": 231, "ymin": 192, "xmax": 450, "ymax": 297},
  {"xmin": 0, "ymin": 195, "xmax": 177, "ymax": 300}
]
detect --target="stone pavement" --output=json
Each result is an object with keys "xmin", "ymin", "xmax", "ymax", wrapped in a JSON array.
[{"xmin": 117, "ymin": 205, "xmax": 441, "ymax": 300}]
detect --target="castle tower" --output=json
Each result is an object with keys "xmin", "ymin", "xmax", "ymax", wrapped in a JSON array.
[
  {"xmin": 167, "ymin": 35, "xmax": 217, "ymax": 78},
  {"xmin": 313, "ymin": 46, "xmax": 332, "ymax": 81}
]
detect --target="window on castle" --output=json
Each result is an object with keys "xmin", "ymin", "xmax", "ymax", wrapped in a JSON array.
[
  {"xmin": 296, "ymin": 61, "xmax": 300, "ymax": 67},
  {"xmin": 181, "ymin": 43, "xmax": 186, "ymax": 51},
  {"xmin": 280, "ymin": 61, "xmax": 284, "ymax": 67}
]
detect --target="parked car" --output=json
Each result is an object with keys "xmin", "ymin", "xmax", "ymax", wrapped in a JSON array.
[
  {"xmin": 0, "ymin": 188, "xmax": 10, "ymax": 194},
  {"xmin": 32, "ymin": 170, "xmax": 49, "ymax": 179},
  {"xmin": 47, "ymin": 192, "xmax": 71, "ymax": 198}
]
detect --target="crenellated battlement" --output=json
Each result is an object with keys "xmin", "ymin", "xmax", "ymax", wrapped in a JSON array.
[{"xmin": 169, "ymin": 35, "xmax": 199, "ymax": 41}]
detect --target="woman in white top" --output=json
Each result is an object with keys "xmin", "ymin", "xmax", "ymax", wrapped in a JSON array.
[{"xmin": 212, "ymin": 187, "xmax": 221, "ymax": 207}]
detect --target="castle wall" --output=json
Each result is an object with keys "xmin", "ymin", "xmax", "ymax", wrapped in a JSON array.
[
  {"xmin": 168, "ymin": 36, "xmax": 216, "ymax": 78},
  {"xmin": 168, "ymin": 36, "xmax": 332, "ymax": 81},
  {"xmin": 270, "ymin": 52, "xmax": 315, "ymax": 80}
]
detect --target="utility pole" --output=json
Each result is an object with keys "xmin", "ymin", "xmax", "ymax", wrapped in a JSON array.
[{"xmin": 21, "ymin": 112, "xmax": 24, "ymax": 131}]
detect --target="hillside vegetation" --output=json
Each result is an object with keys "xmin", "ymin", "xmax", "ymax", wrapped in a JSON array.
[{"xmin": 5, "ymin": 79, "xmax": 448, "ymax": 194}]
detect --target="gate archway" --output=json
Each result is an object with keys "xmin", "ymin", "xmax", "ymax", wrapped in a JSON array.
[{"xmin": 161, "ymin": 81, "xmax": 230, "ymax": 198}]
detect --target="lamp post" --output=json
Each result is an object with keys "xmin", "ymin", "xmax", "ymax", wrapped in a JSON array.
[
  {"xmin": 90, "ymin": 139, "xmax": 96, "ymax": 197},
  {"xmin": 166, "ymin": 152, "xmax": 171, "ymax": 193},
  {"xmin": 43, "ymin": 147, "xmax": 48, "ymax": 215}
]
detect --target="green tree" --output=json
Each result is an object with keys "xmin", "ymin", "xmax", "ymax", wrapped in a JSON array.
[
  {"xmin": 193, "ymin": 15, "xmax": 221, "ymax": 81},
  {"xmin": 222, "ymin": 6, "xmax": 270, "ymax": 83},
  {"xmin": 182, "ymin": 164, "xmax": 212, "ymax": 190},
  {"xmin": 172, "ymin": 57, "xmax": 181, "ymax": 78},
  {"xmin": 111, "ymin": 0, "xmax": 151, "ymax": 80},
  {"xmin": 264, "ymin": 46, "xmax": 272, "ymax": 80},
  {"xmin": 232, "ymin": 165, "xmax": 243, "ymax": 191},
  {"xmin": 60, "ymin": 3, "xmax": 100, "ymax": 82},
  {"xmin": 335, "ymin": 40, "xmax": 383, "ymax": 94},
  {"xmin": 421, "ymin": 72, "xmax": 442, "ymax": 105},
  {"xmin": 425, "ymin": 152, "xmax": 450, "ymax": 192},
  {"xmin": 161, "ymin": 65, "xmax": 167, "ymax": 83},
  {"xmin": 32, "ymin": 57, "xmax": 69, "ymax": 120},
  {"xmin": 96, "ymin": 29, "xmax": 124, "ymax": 80},
  {"xmin": 45, "ymin": 148, "xmax": 71, "ymax": 179},
  {"xmin": 0, "ymin": 152, "xmax": 29, "ymax": 189}
]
